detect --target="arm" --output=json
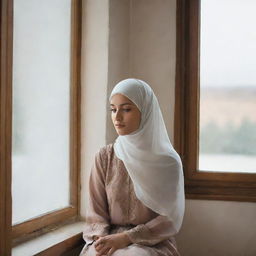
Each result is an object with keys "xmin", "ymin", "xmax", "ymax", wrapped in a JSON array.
[
  {"xmin": 124, "ymin": 215, "xmax": 177, "ymax": 246},
  {"xmin": 83, "ymin": 149, "xmax": 110, "ymax": 246},
  {"xmin": 93, "ymin": 214, "xmax": 176, "ymax": 255}
]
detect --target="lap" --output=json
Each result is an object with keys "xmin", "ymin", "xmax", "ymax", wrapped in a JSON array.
[
  {"xmin": 80, "ymin": 244, "xmax": 154, "ymax": 256},
  {"xmin": 80, "ymin": 242, "xmax": 177, "ymax": 256},
  {"xmin": 112, "ymin": 244, "xmax": 152, "ymax": 256}
]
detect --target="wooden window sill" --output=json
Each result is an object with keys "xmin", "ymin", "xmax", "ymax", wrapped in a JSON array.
[{"xmin": 12, "ymin": 222, "xmax": 85, "ymax": 256}]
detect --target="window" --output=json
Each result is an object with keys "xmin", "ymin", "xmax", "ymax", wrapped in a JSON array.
[
  {"xmin": 0, "ymin": 0, "xmax": 81, "ymax": 252},
  {"xmin": 175, "ymin": 0, "xmax": 256, "ymax": 201}
]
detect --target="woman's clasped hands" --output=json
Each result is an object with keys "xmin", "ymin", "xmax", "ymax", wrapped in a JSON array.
[{"xmin": 94, "ymin": 232, "xmax": 131, "ymax": 256}]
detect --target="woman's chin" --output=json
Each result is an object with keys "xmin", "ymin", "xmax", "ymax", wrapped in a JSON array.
[
  {"xmin": 115, "ymin": 128, "xmax": 130, "ymax": 136},
  {"xmin": 116, "ymin": 131, "xmax": 128, "ymax": 136},
  {"xmin": 115, "ymin": 127, "xmax": 140, "ymax": 136}
]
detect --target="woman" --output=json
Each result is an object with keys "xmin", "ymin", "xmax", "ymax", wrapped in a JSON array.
[{"xmin": 80, "ymin": 78, "xmax": 185, "ymax": 256}]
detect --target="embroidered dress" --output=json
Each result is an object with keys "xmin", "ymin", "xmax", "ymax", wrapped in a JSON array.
[{"xmin": 80, "ymin": 144, "xmax": 180, "ymax": 256}]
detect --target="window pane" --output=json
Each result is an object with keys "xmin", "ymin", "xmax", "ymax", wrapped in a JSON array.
[
  {"xmin": 12, "ymin": 0, "xmax": 71, "ymax": 224},
  {"xmin": 199, "ymin": 0, "xmax": 256, "ymax": 173}
]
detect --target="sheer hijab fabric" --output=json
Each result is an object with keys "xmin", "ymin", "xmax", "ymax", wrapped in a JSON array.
[{"xmin": 109, "ymin": 78, "xmax": 185, "ymax": 233}]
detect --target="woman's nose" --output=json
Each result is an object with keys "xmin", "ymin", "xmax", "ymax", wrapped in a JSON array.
[{"xmin": 115, "ymin": 110, "xmax": 123, "ymax": 121}]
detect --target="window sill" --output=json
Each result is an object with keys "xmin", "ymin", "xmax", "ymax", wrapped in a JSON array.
[{"xmin": 12, "ymin": 221, "xmax": 85, "ymax": 256}]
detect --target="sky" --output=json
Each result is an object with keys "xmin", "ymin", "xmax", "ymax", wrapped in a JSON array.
[{"xmin": 200, "ymin": 0, "xmax": 256, "ymax": 87}]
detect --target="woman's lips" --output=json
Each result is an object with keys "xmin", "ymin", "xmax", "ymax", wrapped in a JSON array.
[{"xmin": 115, "ymin": 125, "xmax": 125, "ymax": 128}]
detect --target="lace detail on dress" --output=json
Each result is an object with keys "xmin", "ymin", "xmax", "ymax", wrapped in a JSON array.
[
  {"xmin": 99, "ymin": 146, "xmax": 108, "ymax": 177},
  {"xmin": 125, "ymin": 224, "xmax": 151, "ymax": 243},
  {"xmin": 125, "ymin": 224, "xmax": 170, "ymax": 247},
  {"xmin": 106, "ymin": 155, "xmax": 130, "ymax": 224},
  {"xmin": 129, "ymin": 181, "xmax": 140, "ymax": 223},
  {"xmin": 84, "ymin": 221, "xmax": 109, "ymax": 233},
  {"xmin": 87, "ymin": 222, "xmax": 108, "ymax": 231},
  {"xmin": 103, "ymin": 143, "xmax": 155, "ymax": 225}
]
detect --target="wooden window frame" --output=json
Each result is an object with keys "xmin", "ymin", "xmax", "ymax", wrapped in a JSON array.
[
  {"xmin": 175, "ymin": 0, "xmax": 256, "ymax": 202},
  {"xmin": 0, "ymin": 0, "xmax": 13, "ymax": 254},
  {"xmin": 0, "ymin": 0, "xmax": 82, "ymax": 249}
]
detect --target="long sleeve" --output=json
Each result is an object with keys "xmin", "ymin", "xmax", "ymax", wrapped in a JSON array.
[
  {"xmin": 82, "ymin": 150, "xmax": 110, "ymax": 246},
  {"xmin": 124, "ymin": 215, "xmax": 177, "ymax": 246}
]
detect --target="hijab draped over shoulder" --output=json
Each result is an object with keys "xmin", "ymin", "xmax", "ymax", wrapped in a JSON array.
[{"xmin": 109, "ymin": 78, "xmax": 185, "ymax": 233}]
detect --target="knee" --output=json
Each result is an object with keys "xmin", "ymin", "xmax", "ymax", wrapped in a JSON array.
[{"xmin": 112, "ymin": 245, "xmax": 148, "ymax": 256}]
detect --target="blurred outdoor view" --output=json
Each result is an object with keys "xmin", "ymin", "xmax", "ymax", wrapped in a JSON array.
[
  {"xmin": 199, "ymin": 0, "xmax": 256, "ymax": 173},
  {"xmin": 199, "ymin": 87, "xmax": 256, "ymax": 173}
]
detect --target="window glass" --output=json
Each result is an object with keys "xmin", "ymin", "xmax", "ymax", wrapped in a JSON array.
[
  {"xmin": 12, "ymin": 0, "xmax": 71, "ymax": 224},
  {"xmin": 199, "ymin": 0, "xmax": 256, "ymax": 173}
]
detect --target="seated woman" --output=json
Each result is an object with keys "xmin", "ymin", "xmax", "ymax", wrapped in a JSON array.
[{"xmin": 80, "ymin": 78, "xmax": 185, "ymax": 256}]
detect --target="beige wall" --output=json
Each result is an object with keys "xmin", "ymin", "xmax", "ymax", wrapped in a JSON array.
[
  {"xmin": 81, "ymin": 0, "xmax": 256, "ymax": 255},
  {"xmin": 106, "ymin": 0, "xmax": 176, "ymax": 144},
  {"xmin": 106, "ymin": 0, "xmax": 130, "ymax": 144},
  {"xmin": 80, "ymin": 0, "xmax": 109, "ymax": 216},
  {"xmin": 178, "ymin": 199, "xmax": 256, "ymax": 255},
  {"xmin": 130, "ymin": 0, "xmax": 176, "ymax": 143}
]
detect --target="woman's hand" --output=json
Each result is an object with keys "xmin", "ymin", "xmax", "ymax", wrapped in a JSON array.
[{"xmin": 94, "ymin": 232, "xmax": 131, "ymax": 256}]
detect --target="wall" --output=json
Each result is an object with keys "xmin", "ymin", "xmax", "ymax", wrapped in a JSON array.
[
  {"xmin": 178, "ymin": 200, "xmax": 256, "ymax": 255},
  {"xmin": 80, "ymin": 0, "xmax": 109, "ymax": 216},
  {"xmin": 129, "ymin": 0, "xmax": 176, "ymax": 142},
  {"xmin": 81, "ymin": 0, "xmax": 256, "ymax": 255},
  {"xmin": 106, "ymin": 0, "xmax": 130, "ymax": 144}
]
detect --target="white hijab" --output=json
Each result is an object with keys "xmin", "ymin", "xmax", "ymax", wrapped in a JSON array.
[{"xmin": 109, "ymin": 78, "xmax": 185, "ymax": 233}]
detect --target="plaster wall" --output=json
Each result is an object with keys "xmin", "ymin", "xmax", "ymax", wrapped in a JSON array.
[
  {"xmin": 106, "ymin": 0, "xmax": 131, "ymax": 144},
  {"xmin": 80, "ymin": 0, "xmax": 109, "ymax": 216}
]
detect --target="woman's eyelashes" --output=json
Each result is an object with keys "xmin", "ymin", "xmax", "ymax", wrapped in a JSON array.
[{"xmin": 110, "ymin": 108, "xmax": 131, "ymax": 113}]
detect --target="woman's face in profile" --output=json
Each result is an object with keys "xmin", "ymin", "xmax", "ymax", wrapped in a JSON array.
[{"xmin": 110, "ymin": 94, "xmax": 141, "ymax": 136}]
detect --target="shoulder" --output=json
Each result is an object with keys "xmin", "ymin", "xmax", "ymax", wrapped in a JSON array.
[
  {"xmin": 94, "ymin": 143, "xmax": 115, "ymax": 164},
  {"xmin": 98, "ymin": 143, "xmax": 114, "ymax": 156},
  {"xmin": 91, "ymin": 144, "xmax": 115, "ymax": 177}
]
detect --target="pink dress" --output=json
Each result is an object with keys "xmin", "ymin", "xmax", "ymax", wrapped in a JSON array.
[{"xmin": 80, "ymin": 144, "xmax": 181, "ymax": 256}]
